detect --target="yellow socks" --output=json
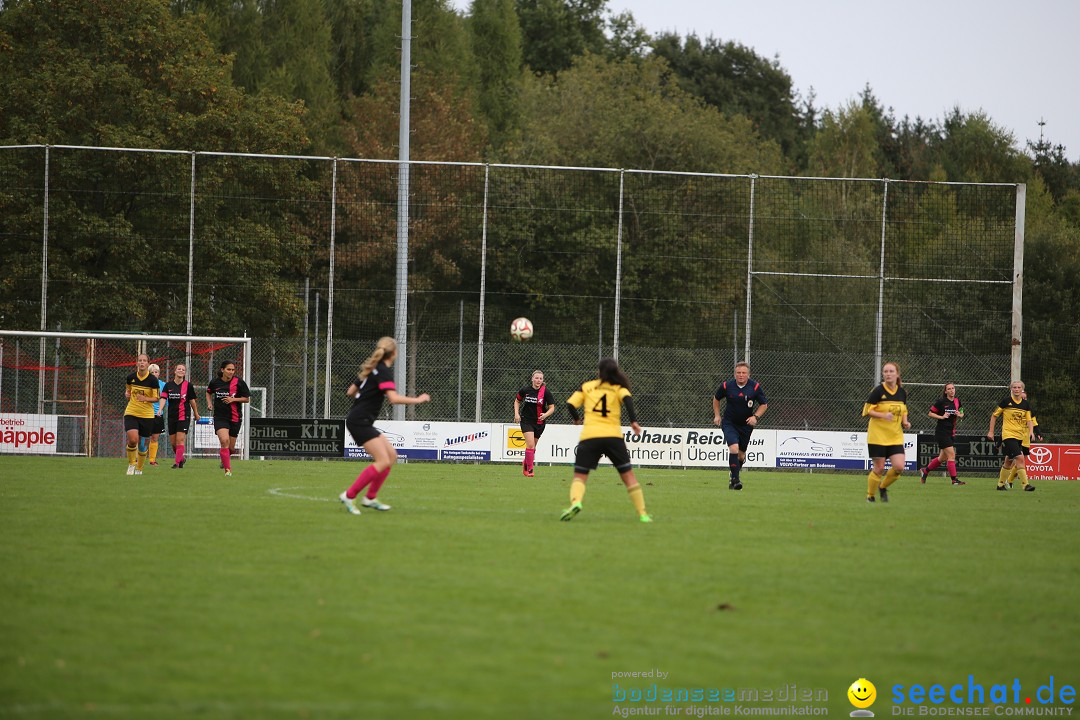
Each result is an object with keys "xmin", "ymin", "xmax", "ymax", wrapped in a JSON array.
[
  {"xmin": 1008, "ymin": 466, "xmax": 1019, "ymax": 484},
  {"xmin": 627, "ymin": 484, "xmax": 647, "ymax": 516},
  {"xmin": 866, "ymin": 471, "xmax": 881, "ymax": 498},
  {"xmin": 1016, "ymin": 467, "xmax": 1029, "ymax": 487},
  {"xmin": 149, "ymin": 438, "xmax": 159, "ymax": 464},
  {"xmin": 998, "ymin": 466, "xmax": 1010, "ymax": 488},
  {"xmin": 126, "ymin": 444, "xmax": 137, "ymax": 465},
  {"xmin": 881, "ymin": 467, "xmax": 902, "ymax": 489},
  {"xmin": 137, "ymin": 450, "xmax": 147, "ymax": 471},
  {"xmin": 570, "ymin": 479, "xmax": 587, "ymax": 505}
]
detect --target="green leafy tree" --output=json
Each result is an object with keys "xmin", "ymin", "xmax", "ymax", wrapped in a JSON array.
[
  {"xmin": 605, "ymin": 10, "xmax": 649, "ymax": 61},
  {"xmin": 937, "ymin": 108, "xmax": 1030, "ymax": 183},
  {"xmin": 0, "ymin": 0, "xmax": 312, "ymax": 334},
  {"xmin": 467, "ymin": 0, "xmax": 523, "ymax": 149},
  {"xmin": 514, "ymin": 54, "xmax": 782, "ymax": 173},
  {"xmin": 806, "ymin": 100, "xmax": 883, "ymax": 179},
  {"xmin": 175, "ymin": 0, "xmax": 340, "ymax": 151},
  {"xmin": 651, "ymin": 33, "xmax": 803, "ymax": 161},
  {"xmin": 1028, "ymin": 134, "xmax": 1075, "ymax": 204},
  {"xmin": 515, "ymin": 0, "xmax": 607, "ymax": 75},
  {"xmin": 324, "ymin": 0, "xmax": 377, "ymax": 99}
]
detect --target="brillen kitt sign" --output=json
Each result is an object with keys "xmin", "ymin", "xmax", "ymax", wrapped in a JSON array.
[{"xmin": 249, "ymin": 418, "xmax": 344, "ymax": 457}]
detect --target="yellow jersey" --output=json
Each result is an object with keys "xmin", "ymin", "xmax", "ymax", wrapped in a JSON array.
[
  {"xmin": 124, "ymin": 371, "xmax": 160, "ymax": 419},
  {"xmin": 862, "ymin": 383, "xmax": 907, "ymax": 446},
  {"xmin": 993, "ymin": 395, "xmax": 1032, "ymax": 442},
  {"xmin": 567, "ymin": 379, "xmax": 631, "ymax": 441}
]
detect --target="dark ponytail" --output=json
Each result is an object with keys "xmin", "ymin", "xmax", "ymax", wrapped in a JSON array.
[{"xmin": 598, "ymin": 358, "xmax": 630, "ymax": 390}]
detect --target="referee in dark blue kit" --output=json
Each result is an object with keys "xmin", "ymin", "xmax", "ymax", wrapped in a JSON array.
[{"xmin": 712, "ymin": 361, "xmax": 768, "ymax": 490}]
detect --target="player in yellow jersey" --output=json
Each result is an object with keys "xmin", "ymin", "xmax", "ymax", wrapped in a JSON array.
[
  {"xmin": 561, "ymin": 358, "xmax": 651, "ymax": 523},
  {"xmin": 987, "ymin": 381, "xmax": 1036, "ymax": 492},
  {"xmin": 123, "ymin": 353, "xmax": 161, "ymax": 475},
  {"xmin": 861, "ymin": 361, "xmax": 910, "ymax": 503},
  {"xmin": 1003, "ymin": 390, "xmax": 1043, "ymax": 488}
]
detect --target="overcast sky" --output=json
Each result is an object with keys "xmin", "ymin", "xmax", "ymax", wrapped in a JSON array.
[{"xmin": 450, "ymin": 0, "xmax": 1080, "ymax": 161}]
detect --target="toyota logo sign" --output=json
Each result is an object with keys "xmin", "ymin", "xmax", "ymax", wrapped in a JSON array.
[{"xmin": 1029, "ymin": 446, "xmax": 1053, "ymax": 465}]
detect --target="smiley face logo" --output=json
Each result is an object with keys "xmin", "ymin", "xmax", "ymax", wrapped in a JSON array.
[{"xmin": 848, "ymin": 678, "xmax": 876, "ymax": 709}]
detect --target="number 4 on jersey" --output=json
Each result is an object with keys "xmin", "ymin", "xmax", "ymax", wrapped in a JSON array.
[{"xmin": 592, "ymin": 394, "xmax": 610, "ymax": 417}]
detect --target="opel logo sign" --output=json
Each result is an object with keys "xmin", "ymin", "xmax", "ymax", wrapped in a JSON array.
[{"xmin": 1029, "ymin": 446, "xmax": 1052, "ymax": 465}]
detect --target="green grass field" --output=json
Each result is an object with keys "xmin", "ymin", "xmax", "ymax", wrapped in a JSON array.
[{"xmin": 2, "ymin": 456, "xmax": 1078, "ymax": 719}]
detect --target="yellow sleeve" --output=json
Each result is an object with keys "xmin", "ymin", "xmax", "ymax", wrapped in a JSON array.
[
  {"xmin": 617, "ymin": 387, "xmax": 631, "ymax": 402},
  {"xmin": 992, "ymin": 407, "xmax": 1004, "ymax": 418},
  {"xmin": 861, "ymin": 403, "xmax": 874, "ymax": 417},
  {"xmin": 568, "ymin": 389, "xmax": 584, "ymax": 409}
]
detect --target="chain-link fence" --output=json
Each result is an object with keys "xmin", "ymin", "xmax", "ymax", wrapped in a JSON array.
[{"xmin": 1, "ymin": 145, "xmax": 1031, "ymax": 439}]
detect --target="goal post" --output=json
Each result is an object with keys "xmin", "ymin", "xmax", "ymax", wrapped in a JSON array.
[{"xmin": 0, "ymin": 330, "xmax": 252, "ymax": 460}]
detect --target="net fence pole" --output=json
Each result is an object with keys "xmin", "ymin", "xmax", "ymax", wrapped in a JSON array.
[
  {"xmin": 874, "ymin": 179, "xmax": 890, "ymax": 378},
  {"xmin": 612, "ymin": 169, "xmax": 625, "ymax": 360},
  {"xmin": 186, "ymin": 151, "xmax": 196, "ymax": 367},
  {"xmin": 302, "ymin": 277, "xmax": 310, "ymax": 417},
  {"xmin": 474, "ymin": 164, "xmax": 490, "ymax": 422},
  {"xmin": 86, "ymin": 339, "xmax": 95, "ymax": 456},
  {"xmin": 598, "ymin": 304, "xmax": 603, "ymax": 361},
  {"xmin": 457, "ymin": 300, "xmax": 464, "ymax": 421},
  {"xmin": 312, "ymin": 292, "xmax": 320, "ymax": 414},
  {"xmin": 38, "ymin": 146, "xmax": 50, "ymax": 415},
  {"xmin": 323, "ymin": 158, "xmax": 338, "ymax": 419},
  {"xmin": 243, "ymin": 335, "xmax": 252, "ymax": 459},
  {"xmin": 744, "ymin": 175, "xmax": 756, "ymax": 363},
  {"xmin": 1012, "ymin": 183, "xmax": 1026, "ymax": 381}
]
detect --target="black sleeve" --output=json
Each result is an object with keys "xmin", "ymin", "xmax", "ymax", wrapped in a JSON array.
[
  {"xmin": 566, "ymin": 402, "xmax": 580, "ymax": 422},
  {"xmin": 622, "ymin": 396, "xmax": 637, "ymax": 423}
]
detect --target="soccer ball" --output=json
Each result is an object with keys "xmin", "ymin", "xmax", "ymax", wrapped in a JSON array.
[{"xmin": 510, "ymin": 317, "xmax": 534, "ymax": 342}]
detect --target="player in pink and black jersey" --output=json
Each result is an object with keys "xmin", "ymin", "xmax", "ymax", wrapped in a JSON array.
[
  {"xmin": 162, "ymin": 363, "xmax": 200, "ymax": 469},
  {"xmin": 339, "ymin": 337, "xmax": 431, "ymax": 516},
  {"xmin": 205, "ymin": 360, "xmax": 250, "ymax": 476},
  {"xmin": 920, "ymin": 382, "xmax": 965, "ymax": 485},
  {"xmin": 514, "ymin": 370, "xmax": 556, "ymax": 477}
]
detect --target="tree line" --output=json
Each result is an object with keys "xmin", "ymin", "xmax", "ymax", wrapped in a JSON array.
[{"xmin": 1, "ymin": 0, "xmax": 1078, "ymax": 437}]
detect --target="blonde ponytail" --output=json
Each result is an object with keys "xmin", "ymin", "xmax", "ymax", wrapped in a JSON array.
[{"xmin": 358, "ymin": 337, "xmax": 397, "ymax": 381}]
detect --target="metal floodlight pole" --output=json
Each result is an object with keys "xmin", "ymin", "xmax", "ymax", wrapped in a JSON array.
[{"xmin": 394, "ymin": 0, "xmax": 413, "ymax": 421}]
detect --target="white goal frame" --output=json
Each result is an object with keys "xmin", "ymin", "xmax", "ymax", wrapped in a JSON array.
[{"xmin": 0, "ymin": 330, "xmax": 252, "ymax": 459}]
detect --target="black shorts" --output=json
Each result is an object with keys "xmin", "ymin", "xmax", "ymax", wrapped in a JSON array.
[
  {"xmin": 346, "ymin": 419, "xmax": 381, "ymax": 446},
  {"xmin": 722, "ymin": 421, "xmax": 754, "ymax": 451},
  {"xmin": 170, "ymin": 419, "xmax": 191, "ymax": 434},
  {"xmin": 152, "ymin": 416, "xmax": 166, "ymax": 435},
  {"xmin": 214, "ymin": 419, "xmax": 242, "ymax": 437},
  {"xmin": 520, "ymin": 422, "xmax": 546, "ymax": 440},
  {"xmin": 1002, "ymin": 438, "xmax": 1024, "ymax": 459},
  {"xmin": 867, "ymin": 443, "xmax": 905, "ymax": 459},
  {"xmin": 574, "ymin": 437, "xmax": 632, "ymax": 474},
  {"xmin": 935, "ymin": 431, "xmax": 955, "ymax": 450},
  {"xmin": 1021, "ymin": 444, "xmax": 1031, "ymax": 457},
  {"xmin": 124, "ymin": 415, "xmax": 155, "ymax": 437}
]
